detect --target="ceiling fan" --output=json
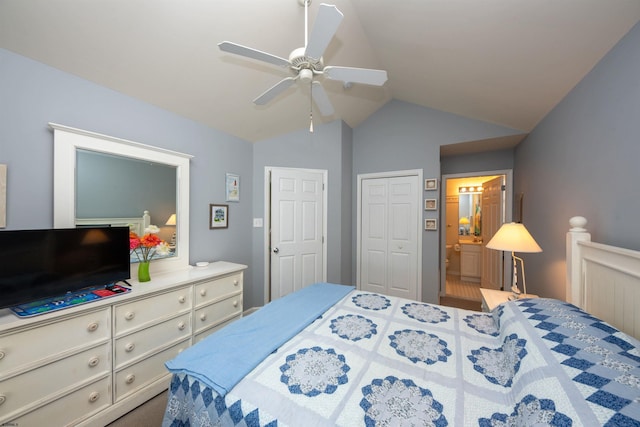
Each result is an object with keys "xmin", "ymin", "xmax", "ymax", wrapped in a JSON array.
[{"xmin": 218, "ymin": 0, "xmax": 388, "ymax": 117}]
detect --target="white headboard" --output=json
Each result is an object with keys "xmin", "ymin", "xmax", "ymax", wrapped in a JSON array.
[
  {"xmin": 75, "ymin": 210, "xmax": 151, "ymax": 235},
  {"xmin": 566, "ymin": 216, "xmax": 640, "ymax": 340}
]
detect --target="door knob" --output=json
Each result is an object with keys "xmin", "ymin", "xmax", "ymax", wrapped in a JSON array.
[{"xmin": 273, "ymin": 247, "xmax": 279, "ymax": 254}]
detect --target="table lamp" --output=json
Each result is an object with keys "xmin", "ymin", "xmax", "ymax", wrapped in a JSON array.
[
  {"xmin": 485, "ymin": 222, "xmax": 542, "ymax": 299},
  {"xmin": 165, "ymin": 214, "xmax": 177, "ymax": 246}
]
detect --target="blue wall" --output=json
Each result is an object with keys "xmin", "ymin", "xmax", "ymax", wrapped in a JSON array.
[
  {"xmin": 353, "ymin": 100, "xmax": 524, "ymax": 303},
  {"xmin": 4, "ymin": 18, "xmax": 638, "ymax": 307},
  {"xmin": 251, "ymin": 120, "xmax": 353, "ymax": 307},
  {"xmin": 0, "ymin": 48, "xmax": 255, "ymax": 293},
  {"xmin": 513, "ymin": 22, "xmax": 640, "ymax": 299}
]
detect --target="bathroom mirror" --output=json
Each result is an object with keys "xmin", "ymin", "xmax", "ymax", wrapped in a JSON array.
[
  {"xmin": 459, "ymin": 193, "xmax": 482, "ymax": 236},
  {"xmin": 51, "ymin": 123, "xmax": 192, "ymax": 274}
]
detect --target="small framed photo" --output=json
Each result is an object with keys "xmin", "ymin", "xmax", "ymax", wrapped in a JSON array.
[
  {"xmin": 209, "ymin": 204, "xmax": 229, "ymax": 229},
  {"xmin": 425, "ymin": 178, "xmax": 438, "ymax": 191},
  {"xmin": 425, "ymin": 199, "xmax": 437, "ymax": 211},
  {"xmin": 425, "ymin": 218, "xmax": 437, "ymax": 231},
  {"xmin": 226, "ymin": 173, "xmax": 240, "ymax": 202}
]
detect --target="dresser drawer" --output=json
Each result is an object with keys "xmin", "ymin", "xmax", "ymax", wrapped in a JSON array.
[
  {"xmin": 5, "ymin": 376, "xmax": 111, "ymax": 427},
  {"xmin": 114, "ymin": 286, "xmax": 192, "ymax": 336},
  {"xmin": 194, "ymin": 294, "xmax": 242, "ymax": 333},
  {"xmin": 0, "ymin": 308, "xmax": 110, "ymax": 375},
  {"xmin": 114, "ymin": 339, "xmax": 189, "ymax": 402},
  {"xmin": 114, "ymin": 312, "xmax": 192, "ymax": 369},
  {"xmin": 194, "ymin": 273, "xmax": 242, "ymax": 307},
  {"xmin": 0, "ymin": 343, "xmax": 110, "ymax": 421}
]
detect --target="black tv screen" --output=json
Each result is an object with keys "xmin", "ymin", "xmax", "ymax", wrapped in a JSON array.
[{"xmin": 0, "ymin": 227, "xmax": 131, "ymax": 309}]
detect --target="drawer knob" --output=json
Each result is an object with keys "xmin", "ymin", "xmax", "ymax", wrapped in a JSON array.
[
  {"xmin": 88, "ymin": 392, "xmax": 100, "ymax": 403},
  {"xmin": 234, "ymin": 279, "xmax": 239, "ymax": 286},
  {"xmin": 125, "ymin": 343, "xmax": 136, "ymax": 353},
  {"xmin": 125, "ymin": 374, "xmax": 136, "ymax": 384},
  {"xmin": 200, "ymin": 313, "xmax": 207, "ymax": 321},
  {"xmin": 178, "ymin": 295, "xmax": 186, "ymax": 303},
  {"xmin": 233, "ymin": 300, "xmax": 238, "ymax": 307},
  {"xmin": 0, "ymin": 350, "xmax": 5, "ymax": 360},
  {"xmin": 178, "ymin": 321, "xmax": 186, "ymax": 330},
  {"xmin": 125, "ymin": 311, "xmax": 135, "ymax": 321},
  {"xmin": 0, "ymin": 395, "xmax": 5, "ymax": 405},
  {"xmin": 88, "ymin": 356, "xmax": 100, "ymax": 367},
  {"xmin": 87, "ymin": 322, "xmax": 99, "ymax": 332},
  {"xmin": 200, "ymin": 289, "xmax": 207, "ymax": 297}
]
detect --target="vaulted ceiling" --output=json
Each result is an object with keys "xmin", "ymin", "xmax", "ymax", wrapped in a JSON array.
[{"xmin": 1, "ymin": 0, "xmax": 639, "ymax": 144}]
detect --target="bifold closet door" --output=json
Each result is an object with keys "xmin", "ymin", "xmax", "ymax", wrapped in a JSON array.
[{"xmin": 360, "ymin": 176, "xmax": 418, "ymax": 300}]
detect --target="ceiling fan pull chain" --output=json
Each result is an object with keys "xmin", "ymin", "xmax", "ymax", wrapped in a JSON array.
[{"xmin": 309, "ymin": 77, "xmax": 314, "ymax": 133}]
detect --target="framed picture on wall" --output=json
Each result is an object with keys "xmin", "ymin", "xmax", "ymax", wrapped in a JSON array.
[
  {"xmin": 209, "ymin": 204, "xmax": 229, "ymax": 229},
  {"xmin": 424, "ymin": 178, "xmax": 438, "ymax": 191},
  {"xmin": 425, "ymin": 199, "xmax": 437, "ymax": 211},
  {"xmin": 226, "ymin": 173, "xmax": 240, "ymax": 202},
  {"xmin": 425, "ymin": 218, "xmax": 437, "ymax": 231}
]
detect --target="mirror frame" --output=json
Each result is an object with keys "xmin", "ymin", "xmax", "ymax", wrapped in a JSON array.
[{"xmin": 50, "ymin": 123, "xmax": 192, "ymax": 275}]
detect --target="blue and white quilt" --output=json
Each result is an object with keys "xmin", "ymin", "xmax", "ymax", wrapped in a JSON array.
[{"xmin": 163, "ymin": 287, "xmax": 640, "ymax": 426}]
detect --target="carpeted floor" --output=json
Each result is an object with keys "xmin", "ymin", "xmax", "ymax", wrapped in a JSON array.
[{"xmin": 106, "ymin": 391, "xmax": 167, "ymax": 427}]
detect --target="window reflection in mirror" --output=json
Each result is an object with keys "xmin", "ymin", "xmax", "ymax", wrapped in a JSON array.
[{"xmin": 76, "ymin": 149, "xmax": 177, "ymax": 261}]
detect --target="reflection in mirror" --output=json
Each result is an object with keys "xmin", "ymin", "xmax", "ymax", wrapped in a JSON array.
[
  {"xmin": 51, "ymin": 123, "xmax": 192, "ymax": 275},
  {"xmin": 458, "ymin": 193, "xmax": 482, "ymax": 236},
  {"xmin": 76, "ymin": 149, "xmax": 177, "ymax": 262}
]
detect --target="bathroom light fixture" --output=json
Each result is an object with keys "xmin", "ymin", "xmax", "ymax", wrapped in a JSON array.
[
  {"xmin": 459, "ymin": 186, "xmax": 483, "ymax": 194},
  {"xmin": 485, "ymin": 222, "xmax": 542, "ymax": 299}
]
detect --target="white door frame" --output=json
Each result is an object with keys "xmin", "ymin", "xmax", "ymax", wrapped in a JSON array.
[
  {"xmin": 357, "ymin": 169, "xmax": 423, "ymax": 301},
  {"xmin": 439, "ymin": 169, "xmax": 513, "ymax": 297},
  {"xmin": 263, "ymin": 166, "xmax": 328, "ymax": 305}
]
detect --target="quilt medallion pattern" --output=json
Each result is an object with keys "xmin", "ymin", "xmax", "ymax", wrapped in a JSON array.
[
  {"xmin": 163, "ymin": 290, "xmax": 640, "ymax": 427},
  {"xmin": 279, "ymin": 347, "xmax": 350, "ymax": 397}
]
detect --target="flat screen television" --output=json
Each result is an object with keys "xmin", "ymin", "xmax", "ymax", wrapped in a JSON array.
[{"xmin": 0, "ymin": 227, "xmax": 131, "ymax": 310}]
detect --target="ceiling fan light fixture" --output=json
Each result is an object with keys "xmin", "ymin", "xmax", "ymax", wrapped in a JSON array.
[{"xmin": 299, "ymin": 68, "xmax": 313, "ymax": 83}]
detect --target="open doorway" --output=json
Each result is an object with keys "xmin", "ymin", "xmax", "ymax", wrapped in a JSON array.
[{"xmin": 440, "ymin": 170, "xmax": 513, "ymax": 304}]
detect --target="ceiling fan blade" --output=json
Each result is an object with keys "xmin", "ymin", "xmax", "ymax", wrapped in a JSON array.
[
  {"xmin": 304, "ymin": 4, "xmax": 344, "ymax": 60},
  {"xmin": 311, "ymin": 81, "xmax": 334, "ymax": 116},
  {"xmin": 253, "ymin": 77, "xmax": 296, "ymax": 105},
  {"xmin": 323, "ymin": 66, "xmax": 388, "ymax": 86},
  {"xmin": 218, "ymin": 41, "xmax": 290, "ymax": 68}
]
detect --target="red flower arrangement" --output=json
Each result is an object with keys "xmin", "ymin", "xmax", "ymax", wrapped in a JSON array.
[{"xmin": 129, "ymin": 225, "xmax": 170, "ymax": 263}]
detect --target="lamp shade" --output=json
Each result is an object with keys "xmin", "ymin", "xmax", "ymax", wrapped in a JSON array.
[
  {"xmin": 459, "ymin": 217, "xmax": 470, "ymax": 225},
  {"xmin": 485, "ymin": 222, "xmax": 542, "ymax": 253},
  {"xmin": 165, "ymin": 213, "xmax": 177, "ymax": 226}
]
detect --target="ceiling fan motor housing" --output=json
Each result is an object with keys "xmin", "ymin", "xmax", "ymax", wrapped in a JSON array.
[{"xmin": 289, "ymin": 47, "xmax": 324, "ymax": 76}]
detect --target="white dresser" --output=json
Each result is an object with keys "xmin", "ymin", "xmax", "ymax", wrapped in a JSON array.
[{"xmin": 0, "ymin": 261, "xmax": 246, "ymax": 427}]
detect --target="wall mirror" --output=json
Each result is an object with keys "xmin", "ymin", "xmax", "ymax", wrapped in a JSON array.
[
  {"xmin": 458, "ymin": 193, "xmax": 482, "ymax": 236},
  {"xmin": 51, "ymin": 123, "xmax": 192, "ymax": 274}
]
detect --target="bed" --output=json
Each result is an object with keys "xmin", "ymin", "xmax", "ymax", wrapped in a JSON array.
[
  {"xmin": 162, "ymin": 217, "xmax": 640, "ymax": 426},
  {"xmin": 74, "ymin": 209, "xmax": 151, "ymax": 235}
]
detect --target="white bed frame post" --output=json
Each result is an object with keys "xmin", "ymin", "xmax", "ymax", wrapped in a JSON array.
[{"xmin": 566, "ymin": 216, "xmax": 590, "ymax": 307}]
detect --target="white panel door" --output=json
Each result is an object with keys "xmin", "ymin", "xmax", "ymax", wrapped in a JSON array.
[
  {"xmin": 361, "ymin": 175, "xmax": 419, "ymax": 300},
  {"xmin": 270, "ymin": 168, "xmax": 324, "ymax": 300},
  {"xmin": 481, "ymin": 176, "xmax": 504, "ymax": 290}
]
